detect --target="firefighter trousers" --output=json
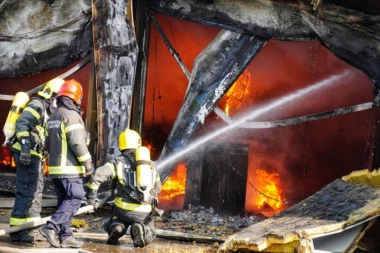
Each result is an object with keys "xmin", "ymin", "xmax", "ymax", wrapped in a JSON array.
[
  {"xmin": 104, "ymin": 206, "xmax": 156, "ymax": 244},
  {"xmin": 10, "ymin": 152, "xmax": 44, "ymax": 225},
  {"xmin": 46, "ymin": 177, "xmax": 85, "ymax": 242}
]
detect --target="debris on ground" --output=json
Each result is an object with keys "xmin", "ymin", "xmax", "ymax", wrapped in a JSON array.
[{"xmin": 156, "ymin": 205, "xmax": 262, "ymax": 239}]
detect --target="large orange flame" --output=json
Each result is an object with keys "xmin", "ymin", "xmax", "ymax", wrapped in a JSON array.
[
  {"xmin": 255, "ymin": 169, "xmax": 283, "ymax": 209},
  {"xmin": 222, "ymin": 70, "xmax": 251, "ymax": 116},
  {"xmin": 159, "ymin": 163, "xmax": 186, "ymax": 200},
  {"xmin": 246, "ymin": 169, "xmax": 286, "ymax": 216}
]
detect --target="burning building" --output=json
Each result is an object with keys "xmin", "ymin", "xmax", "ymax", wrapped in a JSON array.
[
  {"xmin": 145, "ymin": 14, "xmax": 375, "ymax": 216},
  {"xmin": 0, "ymin": 0, "xmax": 380, "ymax": 251}
]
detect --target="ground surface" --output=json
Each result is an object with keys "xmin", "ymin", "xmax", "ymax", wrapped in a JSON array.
[
  {"xmin": 0, "ymin": 205, "xmax": 260, "ymax": 252},
  {"xmin": 0, "ymin": 172, "xmax": 261, "ymax": 252}
]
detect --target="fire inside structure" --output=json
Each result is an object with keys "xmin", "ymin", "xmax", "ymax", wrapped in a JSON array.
[{"xmin": 0, "ymin": 13, "xmax": 375, "ymax": 217}]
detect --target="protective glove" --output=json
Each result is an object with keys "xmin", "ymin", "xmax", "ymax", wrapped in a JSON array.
[
  {"xmin": 84, "ymin": 163, "xmax": 95, "ymax": 177},
  {"xmin": 85, "ymin": 189, "xmax": 98, "ymax": 209},
  {"xmin": 19, "ymin": 138, "xmax": 31, "ymax": 165},
  {"xmin": 84, "ymin": 162, "xmax": 94, "ymax": 176},
  {"xmin": 86, "ymin": 167, "xmax": 94, "ymax": 176}
]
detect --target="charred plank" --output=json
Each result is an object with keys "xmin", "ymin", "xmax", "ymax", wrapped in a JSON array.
[
  {"xmin": 150, "ymin": 0, "xmax": 316, "ymax": 40},
  {"xmin": 131, "ymin": 0, "xmax": 150, "ymax": 133}
]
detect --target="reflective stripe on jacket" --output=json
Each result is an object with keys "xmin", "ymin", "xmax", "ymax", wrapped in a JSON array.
[
  {"xmin": 11, "ymin": 97, "xmax": 47, "ymax": 156},
  {"xmin": 114, "ymin": 197, "xmax": 152, "ymax": 213},
  {"xmin": 11, "ymin": 142, "xmax": 43, "ymax": 158},
  {"xmin": 46, "ymin": 106, "xmax": 91, "ymax": 178}
]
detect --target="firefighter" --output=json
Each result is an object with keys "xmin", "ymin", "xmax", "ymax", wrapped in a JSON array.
[
  {"xmin": 39, "ymin": 79, "xmax": 94, "ymax": 248},
  {"xmin": 9, "ymin": 78, "xmax": 64, "ymax": 243},
  {"xmin": 86, "ymin": 129, "xmax": 162, "ymax": 247}
]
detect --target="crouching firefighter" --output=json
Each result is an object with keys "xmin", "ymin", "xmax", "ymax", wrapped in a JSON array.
[
  {"xmin": 9, "ymin": 79, "xmax": 64, "ymax": 243},
  {"xmin": 86, "ymin": 129, "xmax": 162, "ymax": 247}
]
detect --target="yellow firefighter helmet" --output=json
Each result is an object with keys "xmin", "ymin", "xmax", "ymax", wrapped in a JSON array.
[
  {"xmin": 38, "ymin": 78, "xmax": 65, "ymax": 99},
  {"xmin": 118, "ymin": 129, "xmax": 142, "ymax": 150}
]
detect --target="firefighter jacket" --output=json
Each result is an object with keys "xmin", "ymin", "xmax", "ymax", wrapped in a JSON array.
[
  {"xmin": 45, "ymin": 96, "xmax": 92, "ymax": 178},
  {"xmin": 12, "ymin": 97, "xmax": 49, "ymax": 158},
  {"xmin": 87, "ymin": 151, "xmax": 161, "ymax": 214}
]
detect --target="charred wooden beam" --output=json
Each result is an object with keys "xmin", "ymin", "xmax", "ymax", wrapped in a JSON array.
[
  {"xmin": 131, "ymin": 0, "xmax": 150, "ymax": 133},
  {"xmin": 157, "ymin": 30, "xmax": 266, "ymax": 181},
  {"xmin": 0, "ymin": 0, "xmax": 92, "ymax": 77},
  {"xmin": 150, "ymin": 0, "xmax": 317, "ymax": 39},
  {"xmin": 301, "ymin": 10, "xmax": 380, "ymax": 89},
  {"xmin": 150, "ymin": 0, "xmax": 380, "ymax": 89},
  {"xmin": 92, "ymin": 0, "xmax": 138, "ymax": 165},
  {"xmin": 214, "ymin": 102, "xmax": 374, "ymax": 129},
  {"xmin": 148, "ymin": 11, "xmax": 191, "ymax": 80}
]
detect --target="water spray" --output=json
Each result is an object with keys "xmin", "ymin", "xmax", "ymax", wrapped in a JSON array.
[{"xmin": 157, "ymin": 70, "xmax": 353, "ymax": 172}]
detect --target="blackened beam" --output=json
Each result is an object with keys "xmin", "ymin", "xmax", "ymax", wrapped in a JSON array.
[
  {"xmin": 148, "ymin": 11, "xmax": 191, "ymax": 80},
  {"xmin": 150, "ymin": 0, "xmax": 380, "ymax": 90},
  {"xmin": 131, "ymin": 0, "xmax": 150, "ymax": 133},
  {"xmin": 214, "ymin": 102, "xmax": 374, "ymax": 129},
  {"xmin": 92, "ymin": 0, "xmax": 138, "ymax": 166},
  {"xmin": 157, "ymin": 30, "xmax": 267, "ymax": 181}
]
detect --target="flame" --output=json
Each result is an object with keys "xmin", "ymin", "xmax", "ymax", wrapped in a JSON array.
[
  {"xmin": 0, "ymin": 146, "xmax": 15, "ymax": 168},
  {"xmin": 222, "ymin": 71, "xmax": 251, "ymax": 116},
  {"xmin": 255, "ymin": 169, "xmax": 283, "ymax": 209},
  {"xmin": 246, "ymin": 169, "xmax": 286, "ymax": 216},
  {"xmin": 159, "ymin": 163, "xmax": 186, "ymax": 200}
]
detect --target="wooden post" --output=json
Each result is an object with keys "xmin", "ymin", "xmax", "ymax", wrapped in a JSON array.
[
  {"xmin": 92, "ymin": 0, "xmax": 138, "ymax": 165},
  {"xmin": 131, "ymin": 0, "xmax": 150, "ymax": 134}
]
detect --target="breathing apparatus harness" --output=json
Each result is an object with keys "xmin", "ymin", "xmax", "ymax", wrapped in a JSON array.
[{"xmin": 113, "ymin": 149, "xmax": 155, "ymax": 204}]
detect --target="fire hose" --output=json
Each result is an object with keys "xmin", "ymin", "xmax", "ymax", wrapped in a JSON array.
[
  {"xmin": 0, "ymin": 191, "xmax": 111, "ymax": 237},
  {"xmin": 0, "ymin": 194, "xmax": 224, "ymax": 248},
  {"xmin": 0, "ymin": 205, "xmax": 95, "ymax": 237},
  {"xmin": 214, "ymin": 101, "xmax": 375, "ymax": 128}
]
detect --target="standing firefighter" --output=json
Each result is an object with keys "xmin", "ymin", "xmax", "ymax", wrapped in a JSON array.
[
  {"xmin": 86, "ymin": 129, "xmax": 162, "ymax": 247},
  {"xmin": 39, "ymin": 79, "xmax": 94, "ymax": 248},
  {"xmin": 9, "ymin": 78, "xmax": 64, "ymax": 243}
]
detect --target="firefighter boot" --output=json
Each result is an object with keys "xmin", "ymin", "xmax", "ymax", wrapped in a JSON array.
[
  {"xmin": 106, "ymin": 224, "xmax": 125, "ymax": 245},
  {"xmin": 39, "ymin": 225, "xmax": 60, "ymax": 248},
  {"xmin": 60, "ymin": 236, "xmax": 84, "ymax": 248},
  {"xmin": 9, "ymin": 230, "xmax": 34, "ymax": 243},
  {"xmin": 19, "ymin": 230, "xmax": 35, "ymax": 243},
  {"xmin": 9, "ymin": 232, "xmax": 19, "ymax": 242},
  {"xmin": 131, "ymin": 223, "xmax": 145, "ymax": 247}
]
